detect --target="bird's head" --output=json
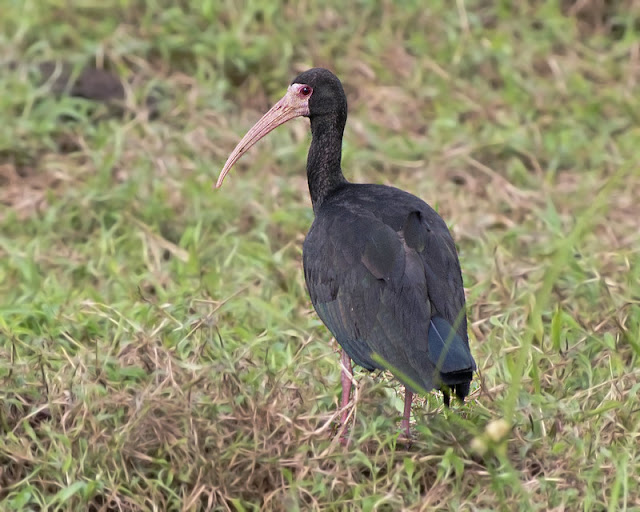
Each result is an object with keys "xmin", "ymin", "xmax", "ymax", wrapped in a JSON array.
[
  {"xmin": 216, "ymin": 68, "xmax": 346, "ymax": 188},
  {"xmin": 291, "ymin": 68, "xmax": 347, "ymax": 121}
]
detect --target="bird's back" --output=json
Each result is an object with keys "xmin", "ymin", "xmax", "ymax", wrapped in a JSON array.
[{"xmin": 303, "ymin": 183, "xmax": 475, "ymax": 397}]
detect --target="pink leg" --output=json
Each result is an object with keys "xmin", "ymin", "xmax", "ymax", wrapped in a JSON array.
[
  {"xmin": 401, "ymin": 388, "xmax": 413, "ymax": 438},
  {"xmin": 340, "ymin": 349, "xmax": 353, "ymax": 426}
]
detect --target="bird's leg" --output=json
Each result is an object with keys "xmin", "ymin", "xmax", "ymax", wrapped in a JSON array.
[
  {"xmin": 401, "ymin": 388, "xmax": 413, "ymax": 438},
  {"xmin": 339, "ymin": 349, "xmax": 353, "ymax": 427}
]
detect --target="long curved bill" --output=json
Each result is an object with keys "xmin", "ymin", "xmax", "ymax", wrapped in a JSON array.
[{"xmin": 216, "ymin": 84, "xmax": 311, "ymax": 188}]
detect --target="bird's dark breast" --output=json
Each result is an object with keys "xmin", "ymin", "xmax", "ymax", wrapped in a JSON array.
[{"xmin": 302, "ymin": 184, "xmax": 474, "ymax": 393}]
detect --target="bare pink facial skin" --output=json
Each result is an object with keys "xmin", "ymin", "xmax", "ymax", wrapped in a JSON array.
[{"xmin": 216, "ymin": 83, "xmax": 313, "ymax": 188}]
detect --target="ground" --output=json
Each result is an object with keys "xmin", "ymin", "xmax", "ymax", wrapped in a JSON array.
[{"xmin": 1, "ymin": 0, "xmax": 639, "ymax": 510}]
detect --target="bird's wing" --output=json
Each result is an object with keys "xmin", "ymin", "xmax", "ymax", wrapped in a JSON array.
[{"xmin": 303, "ymin": 206, "xmax": 475, "ymax": 392}]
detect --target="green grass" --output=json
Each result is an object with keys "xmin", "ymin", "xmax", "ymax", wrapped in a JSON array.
[{"xmin": 1, "ymin": 0, "xmax": 640, "ymax": 510}]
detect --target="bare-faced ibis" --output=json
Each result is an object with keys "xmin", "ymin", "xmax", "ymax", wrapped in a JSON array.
[{"xmin": 217, "ymin": 68, "xmax": 476, "ymax": 438}]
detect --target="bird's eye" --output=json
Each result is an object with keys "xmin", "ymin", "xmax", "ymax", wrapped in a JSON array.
[{"xmin": 300, "ymin": 86, "xmax": 312, "ymax": 96}]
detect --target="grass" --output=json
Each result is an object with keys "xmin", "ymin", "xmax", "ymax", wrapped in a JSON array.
[{"xmin": 1, "ymin": 0, "xmax": 639, "ymax": 510}]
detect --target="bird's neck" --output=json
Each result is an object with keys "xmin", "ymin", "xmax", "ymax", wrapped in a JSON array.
[{"xmin": 307, "ymin": 115, "xmax": 348, "ymax": 211}]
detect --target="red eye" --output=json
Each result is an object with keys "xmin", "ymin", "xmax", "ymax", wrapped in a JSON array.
[{"xmin": 300, "ymin": 86, "xmax": 312, "ymax": 96}]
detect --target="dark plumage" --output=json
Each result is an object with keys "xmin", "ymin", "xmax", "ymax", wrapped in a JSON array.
[
  {"xmin": 217, "ymin": 68, "xmax": 476, "ymax": 439},
  {"xmin": 304, "ymin": 184, "xmax": 475, "ymax": 400}
]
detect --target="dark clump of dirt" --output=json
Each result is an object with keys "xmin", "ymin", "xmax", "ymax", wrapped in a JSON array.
[
  {"xmin": 34, "ymin": 60, "xmax": 163, "ymax": 119},
  {"xmin": 38, "ymin": 61, "xmax": 125, "ymax": 101}
]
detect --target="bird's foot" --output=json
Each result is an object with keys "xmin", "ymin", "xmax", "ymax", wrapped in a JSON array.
[
  {"xmin": 397, "ymin": 428, "xmax": 413, "ymax": 449},
  {"xmin": 400, "ymin": 418, "xmax": 413, "ymax": 443},
  {"xmin": 332, "ymin": 410, "xmax": 351, "ymax": 446}
]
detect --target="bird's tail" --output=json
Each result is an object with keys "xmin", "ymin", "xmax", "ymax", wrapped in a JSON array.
[{"xmin": 428, "ymin": 316, "xmax": 476, "ymax": 404}]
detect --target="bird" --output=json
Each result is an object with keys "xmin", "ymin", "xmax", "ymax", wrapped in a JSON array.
[{"xmin": 216, "ymin": 68, "xmax": 476, "ymax": 439}]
